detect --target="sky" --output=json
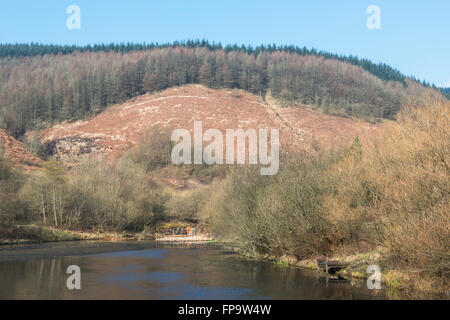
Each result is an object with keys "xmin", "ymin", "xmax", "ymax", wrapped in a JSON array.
[{"xmin": 0, "ymin": 0, "xmax": 448, "ymax": 87}]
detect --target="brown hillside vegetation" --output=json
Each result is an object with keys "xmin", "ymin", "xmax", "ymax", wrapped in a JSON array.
[
  {"xmin": 0, "ymin": 129, "xmax": 41, "ymax": 170},
  {"xmin": 41, "ymin": 85, "xmax": 383, "ymax": 167}
]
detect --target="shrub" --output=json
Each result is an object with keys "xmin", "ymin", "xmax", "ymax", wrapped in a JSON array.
[
  {"xmin": 211, "ymin": 153, "xmax": 339, "ymax": 259},
  {"xmin": 124, "ymin": 126, "xmax": 173, "ymax": 171}
]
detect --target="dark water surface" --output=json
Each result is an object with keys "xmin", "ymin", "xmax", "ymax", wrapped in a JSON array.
[{"xmin": 0, "ymin": 241, "xmax": 384, "ymax": 299}]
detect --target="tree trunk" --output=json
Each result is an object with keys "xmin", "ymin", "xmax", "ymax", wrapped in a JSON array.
[
  {"xmin": 40, "ymin": 191, "xmax": 46, "ymax": 224},
  {"xmin": 53, "ymin": 186, "xmax": 58, "ymax": 226},
  {"xmin": 59, "ymin": 195, "xmax": 63, "ymax": 225}
]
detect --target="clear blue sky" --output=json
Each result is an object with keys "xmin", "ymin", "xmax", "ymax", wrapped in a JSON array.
[{"xmin": 0, "ymin": 0, "xmax": 448, "ymax": 86}]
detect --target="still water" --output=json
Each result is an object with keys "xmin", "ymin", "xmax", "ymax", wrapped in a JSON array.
[{"xmin": 0, "ymin": 241, "xmax": 384, "ymax": 299}]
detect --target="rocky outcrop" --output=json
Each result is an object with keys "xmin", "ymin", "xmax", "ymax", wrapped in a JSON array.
[{"xmin": 43, "ymin": 135, "xmax": 107, "ymax": 168}]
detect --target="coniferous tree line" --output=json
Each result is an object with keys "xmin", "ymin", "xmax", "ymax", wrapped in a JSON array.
[
  {"xmin": 438, "ymin": 87, "xmax": 450, "ymax": 99},
  {"xmin": 0, "ymin": 44, "xmax": 433, "ymax": 138},
  {"xmin": 0, "ymin": 41, "xmax": 408, "ymax": 83}
]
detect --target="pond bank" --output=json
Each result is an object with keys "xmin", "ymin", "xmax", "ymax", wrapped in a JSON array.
[
  {"xmin": 0, "ymin": 224, "xmax": 214, "ymax": 245},
  {"xmin": 0, "ymin": 224, "xmax": 155, "ymax": 245},
  {"xmin": 233, "ymin": 247, "xmax": 448, "ymax": 300}
]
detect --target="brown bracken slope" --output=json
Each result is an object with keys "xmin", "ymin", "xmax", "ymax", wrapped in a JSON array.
[
  {"xmin": 41, "ymin": 84, "xmax": 383, "ymax": 167},
  {"xmin": 0, "ymin": 129, "xmax": 42, "ymax": 170}
]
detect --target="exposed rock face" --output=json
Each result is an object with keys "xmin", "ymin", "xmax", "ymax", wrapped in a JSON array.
[{"xmin": 44, "ymin": 135, "xmax": 107, "ymax": 168}]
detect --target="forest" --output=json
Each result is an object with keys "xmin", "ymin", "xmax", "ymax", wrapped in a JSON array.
[
  {"xmin": 0, "ymin": 42, "xmax": 435, "ymax": 138},
  {"xmin": 0, "ymin": 41, "xmax": 410, "ymax": 84}
]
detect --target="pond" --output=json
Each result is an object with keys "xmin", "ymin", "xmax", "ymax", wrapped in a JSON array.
[{"xmin": 0, "ymin": 241, "xmax": 385, "ymax": 300}]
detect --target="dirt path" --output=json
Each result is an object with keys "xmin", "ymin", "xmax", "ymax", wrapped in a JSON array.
[{"xmin": 263, "ymin": 94, "xmax": 309, "ymax": 143}]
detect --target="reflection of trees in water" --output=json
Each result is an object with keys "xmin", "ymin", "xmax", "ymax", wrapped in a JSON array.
[
  {"xmin": 0, "ymin": 257, "xmax": 69, "ymax": 299},
  {"xmin": 0, "ymin": 247, "xmax": 386, "ymax": 299},
  {"xmin": 160, "ymin": 249, "xmax": 384, "ymax": 300}
]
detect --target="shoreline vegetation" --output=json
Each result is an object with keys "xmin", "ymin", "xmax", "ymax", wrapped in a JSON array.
[
  {"xmin": 0, "ymin": 225, "xmax": 154, "ymax": 245},
  {"xmin": 0, "ymin": 224, "xmax": 215, "ymax": 245},
  {"xmin": 237, "ymin": 249, "xmax": 448, "ymax": 300},
  {"xmin": 209, "ymin": 98, "xmax": 449, "ymax": 300}
]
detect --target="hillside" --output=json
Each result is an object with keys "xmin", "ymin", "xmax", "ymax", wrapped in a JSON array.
[
  {"xmin": 0, "ymin": 129, "xmax": 41, "ymax": 170},
  {"xmin": 0, "ymin": 44, "xmax": 440, "ymax": 138},
  {"xmin": 40, "ymin": 85, "xmax": 382, "ymax": 168}
]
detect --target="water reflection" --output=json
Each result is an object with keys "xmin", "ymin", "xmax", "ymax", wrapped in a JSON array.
[
  {"xmin": 0, "ymin": 242, "xmax": 385, "ymax": 300},
  {"xmin": 317, "ymin": 274, "xmax": 350, "ymax": 286}
]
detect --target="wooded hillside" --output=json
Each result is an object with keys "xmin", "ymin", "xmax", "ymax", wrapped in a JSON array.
[{"xmin": 0, "ymin": 42, "xmax": 437, "ymax": 138}]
